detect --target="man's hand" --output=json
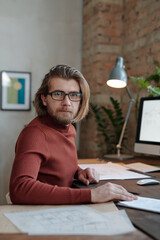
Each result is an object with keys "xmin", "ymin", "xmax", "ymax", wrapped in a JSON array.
[
  {"xmin": 77, "ymin": 168, "xmax": 100, "ymax": 186},
  {"xmin": 91, "ymin": 182, "xmax": 138, "ymax": 203}
]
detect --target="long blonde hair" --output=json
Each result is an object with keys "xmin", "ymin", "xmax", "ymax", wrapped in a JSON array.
[{"xmin": 34, "ymin": 65, "xmax": 90, "ymax": 122}]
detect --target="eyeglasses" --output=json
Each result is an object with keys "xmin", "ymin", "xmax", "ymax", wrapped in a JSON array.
[{"xmin": 47, "ymin": 90, "xmax": 82, "ymax": 102}]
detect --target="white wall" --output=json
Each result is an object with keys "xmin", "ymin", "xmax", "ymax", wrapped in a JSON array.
[{"xmin": 0, "ymin": 0, "xmax": 83, "ymax": 204}]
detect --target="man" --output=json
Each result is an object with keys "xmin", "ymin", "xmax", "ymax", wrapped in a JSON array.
[{"xmin": 10, "ymin": 65, "xmax": 137, "ymax": 204}]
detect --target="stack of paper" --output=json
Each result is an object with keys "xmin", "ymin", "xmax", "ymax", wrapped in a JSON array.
[
  {"xmin": 79, "ymin": 162, "xmax": 150, "ymax": 180},
  {"xmin": 118, "ymin": 196, "xmax": 160, "ymax": 213},
  {"xmin": 125, "ymin": 162, "xmax": 160, "ymax": 173}
]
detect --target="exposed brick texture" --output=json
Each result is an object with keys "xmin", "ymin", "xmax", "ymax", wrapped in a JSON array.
[{"xmin": 79, "ymin": 0, "xmax": 160, "ymax": 158}]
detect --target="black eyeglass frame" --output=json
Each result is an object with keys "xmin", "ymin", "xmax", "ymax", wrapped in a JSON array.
[{"xmin": 47, "ymin": 90, "xmax": 83, "ymax": 102}]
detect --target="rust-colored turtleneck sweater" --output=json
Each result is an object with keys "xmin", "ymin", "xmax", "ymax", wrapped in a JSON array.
[{"xmin": 9, "ymin": 116, "xmax": 91, "ymax": 204}]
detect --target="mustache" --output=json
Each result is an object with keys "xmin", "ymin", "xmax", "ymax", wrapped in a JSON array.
[{"xmin": 57, "ymin": 107, "xmax": 73, "ymax": 112}]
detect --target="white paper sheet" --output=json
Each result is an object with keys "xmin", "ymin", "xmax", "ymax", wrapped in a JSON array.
[
  {"xmin": 79, "ymin": 162, "xmax": 150, "ymax": 180},
  {"xmin": 4, "ymin": 206, "xmax": 135, "ymax": 236},
  {"xmin": 125, "ymin": 162, "xmax": 160, "ymax": 173},
  {"xmin": 118, "ymin": 196, "xmax": 160, "ymax": 213}
]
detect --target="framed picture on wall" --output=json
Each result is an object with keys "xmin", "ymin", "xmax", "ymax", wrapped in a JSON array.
[{"xmin": 0, "ymin": 71, "xmax": 31, "ymax": 111}]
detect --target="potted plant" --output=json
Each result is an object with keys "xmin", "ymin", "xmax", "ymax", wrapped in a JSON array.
[
  {"xmin": 90, "ymin": 97, "xmax": 126, "ymax": 155},
  {"xmin": 130, "ymin": 61, "xmax": 160, "ymax": 120}
]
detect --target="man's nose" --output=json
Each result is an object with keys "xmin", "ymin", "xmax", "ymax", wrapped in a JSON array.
[{"xmin": 61, "ymin": 95, "xmax": 71, "ymax": 105}]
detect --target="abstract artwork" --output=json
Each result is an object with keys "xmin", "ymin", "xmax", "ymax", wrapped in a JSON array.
[{"xmin": 0, "ymin": 71, "xmax": 31, "ymax": 110}]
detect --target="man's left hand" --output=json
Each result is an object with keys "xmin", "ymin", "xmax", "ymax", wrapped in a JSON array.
[{"xmin": 77, "ymin": 168, "xmax": 100, "ymax": 186}]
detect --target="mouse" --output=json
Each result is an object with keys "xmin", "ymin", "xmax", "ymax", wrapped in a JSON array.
[{"xmin": 137, "ymin": 179, "xmax": 160, "ymax": 186}]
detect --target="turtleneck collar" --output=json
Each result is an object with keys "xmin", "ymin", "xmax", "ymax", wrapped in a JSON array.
[{"xmin": 40, "ymin": 115, "xmax": 70, "ymax": 133}]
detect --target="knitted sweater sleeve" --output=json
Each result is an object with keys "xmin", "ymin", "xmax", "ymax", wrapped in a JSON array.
[{"xmin": 9, "ymin": 126, "xmax": 91, "ymax": 205}]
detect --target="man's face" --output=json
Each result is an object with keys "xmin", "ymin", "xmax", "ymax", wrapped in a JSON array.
[{"xmin": 41, "ymin": 77, "xmax": 81, "ymax": 125}]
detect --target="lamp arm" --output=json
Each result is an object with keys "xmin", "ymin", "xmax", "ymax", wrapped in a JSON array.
[{"xmin": 116, "ymin": 86, "xmax": 134, "ymax": 156}]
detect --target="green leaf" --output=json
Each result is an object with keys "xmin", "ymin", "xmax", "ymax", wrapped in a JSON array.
[
  {"xmin": 145, "ymin": 74, "xmax": 160, "ymax": 84},
  {"xmin": 156, "ymin": 65, "xmax": 160, "ymax": 76},
  {"xmin": 130, "ymin": 76, "xmax": 148, "ymax": 88},
  {"xmin": 147, "ymin": 86, "xmax": 160, "ymax": 97}
]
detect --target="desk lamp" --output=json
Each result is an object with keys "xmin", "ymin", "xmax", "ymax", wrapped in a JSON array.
[{"xmin": 104, "ymin": 57, "xmax": 134, "ymax": 160}]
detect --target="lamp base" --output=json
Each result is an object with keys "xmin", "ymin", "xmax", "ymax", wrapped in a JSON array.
[{"xmin": 103, "ymin": 154, "xmax": 134, "ymax": 161}]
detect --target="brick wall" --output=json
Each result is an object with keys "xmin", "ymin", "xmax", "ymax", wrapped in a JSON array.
[{"xmin": 79, "ymin": 0, "xmax": 160, "ymax": 158}]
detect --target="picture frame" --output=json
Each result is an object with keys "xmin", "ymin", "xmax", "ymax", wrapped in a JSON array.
[{"xmin": 0, "ymin": 71, "xmax": 31, "ymax": 111}]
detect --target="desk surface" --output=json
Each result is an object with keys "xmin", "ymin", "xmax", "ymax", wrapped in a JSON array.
[
  {"xmin": 0, "ymin": 156, "xmax": 160, "ymax": 240},
  {"xmin": 79, "ymin": 157, "xmax": 160, "ymax": 240}
]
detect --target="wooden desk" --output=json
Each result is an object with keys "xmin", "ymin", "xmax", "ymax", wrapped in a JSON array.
[
  {"xmin": 0, "ymin": 157, "xmax": 159, "ymax": 240},
  {"xmin": 79, "ymin": 157, "xmax": 160, "ymax": 240}
]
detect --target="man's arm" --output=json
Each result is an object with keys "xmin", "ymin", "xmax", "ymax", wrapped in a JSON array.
[
  {"xmin": 76, "ymin": 167, "xmax": 137, "ymax": 202},
  {"xmin": 10, "ymin": 127, "xmax": 91, "ymax": 205}
]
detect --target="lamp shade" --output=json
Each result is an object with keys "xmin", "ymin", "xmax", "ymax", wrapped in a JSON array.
[{"xmin": 106, "ymin": 57, "xmax": 127, "ymax": 88}]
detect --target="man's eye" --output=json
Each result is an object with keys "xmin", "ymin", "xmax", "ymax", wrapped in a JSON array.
[
  {"xmin": 70, "ymin": 92, "xmax": 78, "ymax": 96},
  {"xmin": 54, "ymin": 92, "xmax": 62, "ymax": 96}
]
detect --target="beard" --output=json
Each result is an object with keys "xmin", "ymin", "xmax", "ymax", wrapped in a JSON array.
[{"xmin": 47, "ymin": 106, "xmax": 78, "ymax": 125}]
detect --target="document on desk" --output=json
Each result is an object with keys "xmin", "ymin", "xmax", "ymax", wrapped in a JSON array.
[
  {"xmin": 118, "ymin": 196, "xmax": 160, "ymax": 213},
  {"xmin": 4, "ymin": 206, "xmax": 135, "ymax": 235},
  {"xmin": 79, "ymin": 162, "xmax": 150, "ymax": 180}
]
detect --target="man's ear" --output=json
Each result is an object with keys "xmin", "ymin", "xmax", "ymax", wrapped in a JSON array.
[{"xmin": 41, "ymin": 94, "xmax": 47, "ymax": 106}]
